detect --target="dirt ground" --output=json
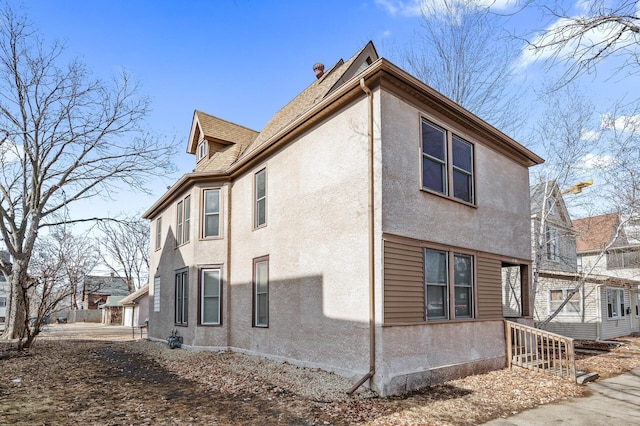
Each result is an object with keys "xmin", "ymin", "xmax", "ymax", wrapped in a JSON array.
[{"xmin": 1, "ymin": 324, "xmax": 639, "ymax": 426}]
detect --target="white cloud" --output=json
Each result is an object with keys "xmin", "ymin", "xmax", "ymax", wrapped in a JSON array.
[
  {"xmin": 518, "ymin": 1, "xmax": 638, "ymax": 71},
  {"xmin": 0, "ymin": 139, "xmax": 23, "ymax": 164},
  {"xmin": 579, "ymin": 130, "xmax": 600, "ymax": 142},
  {"xmin": 600, "ymin": 113, "xmax": 640, "ymax": 132},
  {"xmin": 577, "ymin": 152, "xmax": 614, "ymax": 171},
  {"xmin": 375, "ymin": 0, "xmax": 518, "ymax": 17},
  {"xmin": 382, "ymin": 29, "xmax": 392, "ymax": 38},
  {"xmin": 375, "ymin": 0, "xmax": 422, "ymax": 17}
]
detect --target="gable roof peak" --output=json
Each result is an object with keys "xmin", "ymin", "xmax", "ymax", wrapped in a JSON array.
[{"xmin": 236, "ymin": 41, "xmax": 379, "ymax": 162}]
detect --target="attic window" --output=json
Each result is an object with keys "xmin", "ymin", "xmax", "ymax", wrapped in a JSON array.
[
  {"xmin": 356, "ymin": 57, "xmax": 373, "ymax": 74},
  {"xmin": 197, "ymin": 141, "xmax": 208, "ymax": 160}
]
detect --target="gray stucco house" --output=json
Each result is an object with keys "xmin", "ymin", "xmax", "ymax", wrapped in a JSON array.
[{"xmin": 143, "ymin": 42, "xmax": 543, "ymax": 396}]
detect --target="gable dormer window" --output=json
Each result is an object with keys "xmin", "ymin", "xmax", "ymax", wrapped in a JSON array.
[{"xmin": 197, "ymin": 141, "xmax": 208, "ymax": 161}]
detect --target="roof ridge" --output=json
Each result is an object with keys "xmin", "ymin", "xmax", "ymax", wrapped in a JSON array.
[
  {"xmin": 234, "ymin": 42, "xmax": 378, "ymax": 163},
  {"xmin": 195, "ymin": 110, "xmax": 259, "ymax": 134}
]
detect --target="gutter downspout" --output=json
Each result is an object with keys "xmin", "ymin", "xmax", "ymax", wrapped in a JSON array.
[
  {"xmin": 596, "ymin": 285, "xmax": 602, "ymax": 341},
  {"xmin": 347, "ymin": 78, "xmax": 376, "ymax": 395}
]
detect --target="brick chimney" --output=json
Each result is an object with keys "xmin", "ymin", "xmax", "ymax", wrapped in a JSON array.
[{"xmin": 313, "ymin": 63, "xmax": 325, "ymax": 79}]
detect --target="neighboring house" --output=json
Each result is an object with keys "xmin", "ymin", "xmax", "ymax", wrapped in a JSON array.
[
  {"xmin": 573, "ymin": 213, "xmax": 640, "ymax": 337},
  {"xmin": 530, "ymin": 189, "xmax": 640, "ymax": 339},
  {"xmin": 0, "ymin": 274, "xmax": 7, "ymax": 326},
  {"xmin": 0, "ymin": 250, "xmax": 11, "ymax": 326},
  {"xmin": 143, "ymin": 42, "xmax": 543, "ymax": 396},
  {"xmin": 120, "ymin": 284, "xmax": 149, "ymax": 327},
  {"xmin": 101, "ymin": 296, "xmax": 125, "ymax": 325},
  {"xmin": 83, "ymin": 274, "xmax": 129, "ymax": 310}
]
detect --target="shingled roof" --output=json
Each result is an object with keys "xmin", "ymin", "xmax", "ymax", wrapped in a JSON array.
[
  {"xmin": 574, "ymin": 213, "xmax": 619, "ymax": 252},
  {"xmin": 237, "ymin": 42, "xmax": 377, "ymax": 161}
]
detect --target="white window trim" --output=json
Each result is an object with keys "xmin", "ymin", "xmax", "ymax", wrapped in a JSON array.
[
  {"xmin": 197, "ymin": 140, "xmax": 207, "ymax": 161},
  {"xmin": 548, "ymin": 288, "xmax": 582, "ymax": 315},
  {"xmin": 153, "ymin": 276, "xmax": 161, "ymax": 312},
  {"xmin": 546, "ymin": 227, "xmax": 559, "ymax": 262},
  {"xmin": 607, "ymin": 287, "xmax": 625, "ymax": 319}
]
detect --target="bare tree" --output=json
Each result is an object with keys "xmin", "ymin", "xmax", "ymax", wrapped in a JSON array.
[
  {"xmin": 17, "ymin": 227, "xmax": 98, "ymax": 347},
  {"xmin": 528, "ymin": 85, "xmax": 598, "ymax": 319},
  {"xmin": 97, "ymin": 216, "xmax": 149, "ymax": 293},
  {"xmin": 0, "ymin": 5, "xmax": 173, "ymax": 346},
  {"xmin": 525, "ymin": 0, "xmax": 640, "ymax": 87},
  {"xmin": 398, "ymin": 0, "xmax": 526, "ymax": 132},
  {"xmin": 536, "ymin": 100, "xmax": 640, "ymax": 327},
  {"xmin": 52, "ymin": 227, "xmax": 99, "ymax": 310}
]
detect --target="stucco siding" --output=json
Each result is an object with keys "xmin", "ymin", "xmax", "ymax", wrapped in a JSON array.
[
  {"xmin": 378, "ymin": 90, "xmax": 531, "ymax": 261},
  {"xmin": 227, "ymin": 96, "xmax": 373, "ymax": 377},
  {"xmin": 147, "ymin": 184, "xmax": 230, "ymax": 346},
  {"xmin": 378, "ymin": 321, "xmax": 506, "ymax": 395}
]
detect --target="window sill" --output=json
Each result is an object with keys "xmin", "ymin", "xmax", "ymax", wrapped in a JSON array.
[
  {"xmin": 200, "ymin": 236, "xmax": 223, "ymax": 241},
  {"xmin": 419, "ymin": 187, "xmax": 477, "ymax": 209}
]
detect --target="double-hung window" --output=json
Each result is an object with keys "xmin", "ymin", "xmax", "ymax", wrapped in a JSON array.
[
  {"xmin": 175, "ymin": 269, "xmax": 188, "ymax": 325},
  {"xmin": 549, "ymin": 289, "xmax": 581, "ymax": 315},
  {"xmin": 453, "ymin": 254, "xmax": 473, "ymax": 318},
  {"xmin": 421, "ymin": 119, "xmax": 475, "ymax": 204},
  {"xmin": 202, "ymin": 189, "xmax": 220, "ymax": 238},
  {"xmin": 424, "ymin": 248, "xmax": 474, "ymax": 320},
  {"xmin": 607, "ymin": 288, "xmax": 625, "ymax": 318},
  {"xmin": 253, "ymin": 256, "xmax": 269, "ymax": 327},
  {"xmin": 197, "ymin": 141, "xmax": 207, "ymax": 160},
  {"xmin": 546, "ymin": 227, "xmax": 559, "ymax": 261},
  {"xmin": 176, "ymin": 195, "xmax": 191, "ymax": 246},
  {"xmin": 254, "ymin": 168, "xmax": 267, "ymax": 228},
  {"xmin": 200, "ymin": 268, "xmax": 221, "ymax": 325},
  {"xmin": 153, "ymin": 276, "xmax": 161, "ymax": 312},
  {"xmin": 155, "ymin": 217, "xmax": 162, "ymax": 250}
]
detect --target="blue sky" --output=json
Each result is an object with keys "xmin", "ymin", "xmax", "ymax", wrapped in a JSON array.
[{"xmin": 14, "ymin": 0, "xmax": 639, "ymax": 219}]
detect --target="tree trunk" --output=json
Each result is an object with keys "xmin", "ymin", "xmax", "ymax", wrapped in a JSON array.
[{"xmin": 1, "ymin": 260, "xmax": 29, "ymax": 341}]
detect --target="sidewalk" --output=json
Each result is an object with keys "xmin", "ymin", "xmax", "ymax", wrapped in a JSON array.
[{"xmin": 482, "ymin": 367, "xmax": 640, "ymax": 425}]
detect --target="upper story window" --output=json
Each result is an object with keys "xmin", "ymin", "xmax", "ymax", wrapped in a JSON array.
[
  {"xmin": 424, "ymin": 248, "xmax": 474, "ymax": 321},
  {"xmin": 606, "ymin": 248, "xmax": 640, "ymax": 270},
  {"xmin": 545, "ymin": 227, "xmax": 559, "ymax": 262},
  {"xmin": 155, "ymin": 217, "xmax": 162, "ymax": 251},
  {"xmin": 197, "ymin": 141, "xmax": 208, "ymax": 161},
  {"xmin": 549, "ymin": 289, "xmax": 581, "ymax": 315},
  {"xmin": 421, "ymin": 119, "xmax": 475, "ymax": 204},
  {"xmin": 202, "ymin": 189, "xmax": 220, "ymax": 238},
  {"xmin": 254, "ymin": 168, "xmax": 267, "ymax": 228},
  {"xmin": 176, "ymin": 195, "xmax": 191, "ymax": 246}
]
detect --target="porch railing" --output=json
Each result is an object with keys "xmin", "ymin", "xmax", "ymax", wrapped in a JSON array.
[{"xmin": 505, "ymin": 320, "xmax": 576, "ymax": 382}]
